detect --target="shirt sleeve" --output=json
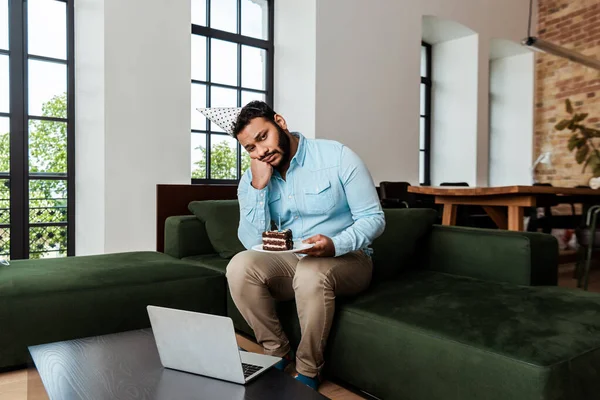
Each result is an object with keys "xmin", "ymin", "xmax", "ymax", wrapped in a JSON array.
[
  {"xmin": 330, "ymin": 145, "xmax": 386, "ymax": 257},
  {"xmin": 237, "ymin": 171, "xmax": 271, "ymax": 249}
]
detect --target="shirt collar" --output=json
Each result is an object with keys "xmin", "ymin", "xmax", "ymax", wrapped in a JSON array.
[{"xmin": 290, "ymin": 132, "xmax": 306, "ymax": 167}]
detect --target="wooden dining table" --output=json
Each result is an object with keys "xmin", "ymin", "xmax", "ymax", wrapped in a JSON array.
[{"xmin": 407, "ymin": 185, "xmax": 600, "ymax": 231}]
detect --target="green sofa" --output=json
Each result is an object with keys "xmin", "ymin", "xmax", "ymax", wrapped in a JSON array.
[
  {"xmin": 0, "ymin": 251, "xmax": 226, "ymax": 369},
  {"xmin": 166, "ymin": 202, "xmax": 600, "ymax": 400}
]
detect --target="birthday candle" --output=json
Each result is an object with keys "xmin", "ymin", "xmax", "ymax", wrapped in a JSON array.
[{"xmin": 278, "ymin": 214, "xmax": 281, "ymax": 231}]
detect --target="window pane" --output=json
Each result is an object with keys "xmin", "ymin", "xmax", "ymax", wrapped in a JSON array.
[
  {"xmin": 0, "ymin": 227, "xmax": 8, "ymax": 259},
  {"xmin": 29, "ymin": 179, "xmax": 67, "ymax": 259},
  {"xmin": 211, "ymin": 39, "xmax": 238, "ymax": 86},
  {"xmin": 211, "ymin": 0, "xmax": 237, "ymax": 34},
  {"xmin": 29, "ymin": 119, "xmax": 67, "ymax": 173},
  {"xmin": 191, "ymin": 0, "xmax": 207, "ymax": 26},
  {"xmin": 241, "ymin": 146, "xmax": 251, "ymax": 175},
  {"xmin": 241, "ymin": 90, "xmax": 266, "ymax": 106},
  {"xmin": 210, "ymin": 86, "xmax": 237, "ymax": 132},
  {"xmin": 421, "ymin": 46, "xmax": 427, "ymax": 77},
  {"xmin": 28, "ymin": 60, "xmax": 67, "ymax": 118},
  {"xmin": 0, "ymin": 117, "xmax": 8, "ymax": 173},
  {"xmin": 27, "ymin": 0, "xmax": 67, "ymax": 60},
  {"xmin": 420, "ymin": 117, "xmax": 425, "ymax": 150},
  {"xmin": 191, "ymin": 132, "xmax": 206, "ymax": 179},
  {"xmin": 29, "ymin": 180, "xmax": 67, "ymax": 224},
  {"xmin": 420, "ymin": 83, "xmax": 426, "ymax": 116},
  {"xmin": 0, "ymin": 178, "xmax": 8, "ymax": 225},
  {"xmin": 0, "ymin": 0, "xmax": 7, "ymax": 50},
  {"xmin": 29, "ymin": 225, "xmax": 67, "ymax": 259},
  {"xmin": 210, "ymin": 134, "xmax": 238, "ymax": 179},
  {"xmin": 242, "ymin": 46, "xmax": 266, "ymax": 90},
  {"xmin": 0, "ymin": 55, "xmax": 8, "ymax": 113},
  {"xmin": 191, "ymin": 83, "xmax": 207, "ymax": 130},
  {"xmin": 191, "ymin": 34, "xmax": 207, "ymax": 81},
  {"xmin": 419, "ymin": 151, "xmax": 425, "ymax": 184},
  {"xmin": 241, "ymin": 0, "xmax": 268, "ymax": 40}
]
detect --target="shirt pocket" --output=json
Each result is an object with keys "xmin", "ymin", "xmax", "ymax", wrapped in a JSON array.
[{"xmin": 303, "ymin": 178, "xmax": 335, "ymax": 214}]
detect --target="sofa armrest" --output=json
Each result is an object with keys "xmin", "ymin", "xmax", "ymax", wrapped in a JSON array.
[
  {"xmin": 422, "ymin": 225, "xmax": 558, "ymax": 286},
  {"xmin": 164, "ymin": 215, "xmax": 215, "ymax": 259}
]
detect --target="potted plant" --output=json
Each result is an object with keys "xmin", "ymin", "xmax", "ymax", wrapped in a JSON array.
[{"xmin": 555, "ymin": 98, "xmax": 600, "ymax": 187}]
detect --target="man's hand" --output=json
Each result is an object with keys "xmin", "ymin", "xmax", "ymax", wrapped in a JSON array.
[
  {"xmin": 251, "ymin": 158, "xmax": 273, "ymax": 190},
  {"xmin": 297, "ymin": 234, "xmax": 336, "ymax": 257}
]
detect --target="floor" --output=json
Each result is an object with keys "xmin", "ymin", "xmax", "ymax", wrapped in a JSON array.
[{"xmin": 1, "ymin": 263, "xmax": 598, "ymax": 400}]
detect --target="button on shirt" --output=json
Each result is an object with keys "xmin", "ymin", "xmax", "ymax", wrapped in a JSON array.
[{"xmin": 237, "ymin": 132, "xmax": 386, "ymax": 257}]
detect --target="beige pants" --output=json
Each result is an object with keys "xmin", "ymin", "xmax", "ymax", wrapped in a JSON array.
[{"xmin": 226, "ymin": 250, "xmax": 373, "ymax": 378}]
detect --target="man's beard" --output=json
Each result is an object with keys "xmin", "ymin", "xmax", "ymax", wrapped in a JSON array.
[
  {"xmin": 276, "ymin": 126, "xmax": 291, "ymax": 168},
  {"xmin": 262, "ymin": 125, "xmax": 291, "ymax": 170}
]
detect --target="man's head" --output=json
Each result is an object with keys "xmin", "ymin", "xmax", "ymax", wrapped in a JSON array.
[{"xmin": 233, "ymin": 101, "xmax": 291, "ymax": 169}]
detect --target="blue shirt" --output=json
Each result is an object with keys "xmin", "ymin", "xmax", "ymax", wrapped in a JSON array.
[{"xmin": 237, "ymin": 132, "xmax": 386, "ymax": 257}]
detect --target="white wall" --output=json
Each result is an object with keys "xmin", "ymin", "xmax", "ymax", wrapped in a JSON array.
[
  {"xmin": 75, "ymin": 0, "xmax": 105, "ymax": 255},
  {"xmin": 489, "ymin": 52, "xmax": 535, "ymax": 186},
  {"xmin": 314, "ymin": 0, "xmax": 418, "ymax": 184},
  {"xmin": 274, "ymin": 0, "xmax": 534, "ymax": 186},
  {"xmin": 431, "ymin": 35, "xmax": 479, "ymax": 185},
  {"xmin": 75, "ymin": 0, "xmax": 190, "ymax": 255},
  {"xmin": 274, "ymin": 0, "xmax": 316, "ymax": 138}
]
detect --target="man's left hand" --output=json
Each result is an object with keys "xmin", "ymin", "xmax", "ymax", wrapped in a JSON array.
[{"xmin": 297, "ymin": 234, "xmax": 335, "ymax": 257}]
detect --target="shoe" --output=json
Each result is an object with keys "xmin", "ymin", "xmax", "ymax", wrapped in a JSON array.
[
  {"xmin": 274, "ymin": 352, "xmax": 293, "ymax": 371},
  {"xmin": 295, "ymin": 373, "xmax": 320, "ymax": 391}
]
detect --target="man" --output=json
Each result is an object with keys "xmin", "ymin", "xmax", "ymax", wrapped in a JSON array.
[{"xmin": 199, "ymin": 101, "xmax": 385, "ymax": 390}]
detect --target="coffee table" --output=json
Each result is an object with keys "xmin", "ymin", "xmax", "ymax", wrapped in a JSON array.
[{"xmin": 27, "ymin": 329, "xmax": 329, "ymax": 400}]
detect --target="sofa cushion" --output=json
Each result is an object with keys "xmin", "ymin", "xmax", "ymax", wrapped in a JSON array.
[
  {"xmin": 188, "ymin": 200, "xmax": 245, "ymax": 259},
  {"xmin": 327, "ymin": 270, "xmax": 600, "ymax": 400},
  {"xmin": 370, "ymin": 208, "xmax": 437, "ymax": 281},
  {"xmin": 0, "ymin": 251, "xmax": 227, "ymax": 369},
  {"xmin": 182, "ymin": 254, "xmax": 230, "ymax": 275},
  {"xmin": 0, "ymin": 251, "xmax": 222, "ymax": 297}
]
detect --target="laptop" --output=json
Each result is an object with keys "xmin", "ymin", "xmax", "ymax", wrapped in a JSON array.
[{"xmin": 147, "ymin": 305, "xmax": 281, "ymax": 385}]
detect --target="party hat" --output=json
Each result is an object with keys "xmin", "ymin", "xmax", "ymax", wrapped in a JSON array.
[{"xmin": 196, "ymin": 107, "xmax": 241, "ymax": 136}]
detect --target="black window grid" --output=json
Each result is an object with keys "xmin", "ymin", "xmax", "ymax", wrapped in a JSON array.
[
  {"xmin": 191, "ymin": 0, "xmax": 274, "ymax": 184},
  {"xmin": 2, "ymin": 0, "xmax": 75, "ymax": 260},
  {"xmin": 421, "ymin": 41, "xmax": 432, "ymax": 186}
]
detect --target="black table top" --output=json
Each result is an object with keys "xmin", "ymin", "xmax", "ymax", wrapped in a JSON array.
[{"xmin": 28, "ymin": 329, "xmax": 329, "ymax": 400}]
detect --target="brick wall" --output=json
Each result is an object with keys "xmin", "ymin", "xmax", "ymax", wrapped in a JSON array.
[{"xmin": 535, "ymin": 0, "xmax": 600, "ymax": 187}]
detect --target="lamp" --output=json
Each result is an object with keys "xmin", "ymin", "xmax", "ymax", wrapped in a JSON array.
[
  {"xmin": 521, "ymin": 0, "xmax": 600, "ymax": 71},
  {"xmin": 531, "ymin": 152, "xmax": 552, "ymax": 184},
  {"xmin": 522, "ymin": 37, "xmax": 600, "ymax": 71}
]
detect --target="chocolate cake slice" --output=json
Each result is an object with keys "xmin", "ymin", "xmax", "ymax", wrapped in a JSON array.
[{"xmin": 262, "ymin": 229, "xmax": 293, "ymax": 251}]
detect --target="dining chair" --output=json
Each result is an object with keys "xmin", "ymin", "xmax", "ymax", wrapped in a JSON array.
[{"xmin": 574, "ymin": 205, "xmax": 600, "ymax": 290}]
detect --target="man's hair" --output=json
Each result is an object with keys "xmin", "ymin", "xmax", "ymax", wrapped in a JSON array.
[{"xmin": 232, "ymin": 101, "xmax": 277, "ymax": 137}]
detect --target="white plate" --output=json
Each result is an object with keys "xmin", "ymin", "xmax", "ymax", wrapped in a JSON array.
[{"xmin": 251, "ymin": 240, "xmax": 314, "ymax": 254}]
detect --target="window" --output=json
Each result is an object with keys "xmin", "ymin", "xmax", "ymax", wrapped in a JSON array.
[
  {"xmin": 420, "ymin": 41, "xmax": 432, "ymax": 186},
  {"xmin": 191, "ymin": 0, "xmax": 274, "ymax": 183},
  {"xmin": 0, "ymin": 0, "xmax": 74, "ymax": 260}
]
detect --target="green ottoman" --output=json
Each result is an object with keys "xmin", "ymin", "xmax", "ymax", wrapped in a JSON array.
[{"xmin": 0, "ymin": 251, "xmax": 226, "ymax": 369}]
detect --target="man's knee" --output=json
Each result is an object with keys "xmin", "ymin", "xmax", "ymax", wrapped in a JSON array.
[
  {"xmin": 293, "ymin": 259, "xmax": 330, "ymax": 296},
  {"xmin": 226, "ymin": 250, "xmax": 259, "ymax": 285}
]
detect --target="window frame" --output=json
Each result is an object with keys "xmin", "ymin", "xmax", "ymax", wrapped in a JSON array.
[
  {"xmin": 2, "ymin": 0, "xmax": 75, "ymax": 259},
  {"xmin": 191, "ymin": 0, "xmax": 275, "ymax": 185},
  {"xmin": 420, "ymin": 40, "xmax": 432, "ymax": 186}
]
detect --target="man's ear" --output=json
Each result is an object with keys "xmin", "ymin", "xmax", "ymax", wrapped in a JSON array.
[{"xmin": 274, "ymin": 114, "xmax": 288, "ymax": 131}]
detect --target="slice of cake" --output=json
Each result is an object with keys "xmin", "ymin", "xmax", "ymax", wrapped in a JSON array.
[{"xmin": 262, "ymin": 229, "xmax": 293, "ymax": 251}]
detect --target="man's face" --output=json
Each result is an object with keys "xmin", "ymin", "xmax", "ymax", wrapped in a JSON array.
[{"xmin": 237, "ymin": 116, "xmax": 291, "ymax": 168}]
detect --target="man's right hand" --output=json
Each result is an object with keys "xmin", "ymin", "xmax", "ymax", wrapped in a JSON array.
[{"xmin": 251, "ymin": 158, "xmax": 273, "ymax": 190}]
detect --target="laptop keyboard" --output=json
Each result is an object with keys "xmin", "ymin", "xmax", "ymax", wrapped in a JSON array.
[{"xmin": 242, "ymin": 363, "xmax": 262, "ymax": 378}]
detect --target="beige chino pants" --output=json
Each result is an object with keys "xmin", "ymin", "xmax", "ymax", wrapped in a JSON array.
[{"xmin": 226, "ymin": 250, "xmax": 373, "ymax": 378}]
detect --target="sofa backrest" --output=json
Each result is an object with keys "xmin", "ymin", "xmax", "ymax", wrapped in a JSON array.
[
  {"xmin": 371, "ymin": 208, "xmax": 438, "ymax": 281},
  {"xmin": 184, "ymin": 201, "xmax": 439, "ymax": 280}
]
